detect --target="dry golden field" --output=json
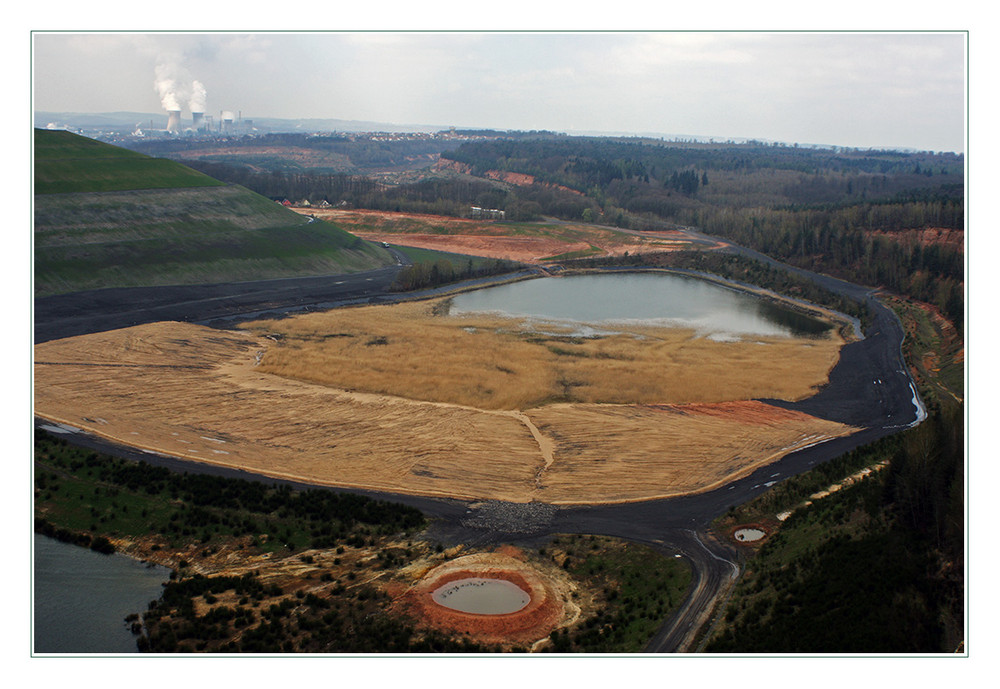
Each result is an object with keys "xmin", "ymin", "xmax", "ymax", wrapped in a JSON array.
[
  {"xmin": 241, "ymin": 298, "xmax": 845, "ymax": 410},
  {"xmin": 34, "ymin": 298, "xmax": 855, "ymax": 504}
]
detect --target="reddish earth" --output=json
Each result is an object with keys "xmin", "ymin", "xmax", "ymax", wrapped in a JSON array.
[
  {"xmin": 392, "ymin": 551, "xmax": 578, "ymax": 649},
  {"xmin": 300, "ymin": 207, "xmax": 697, "ymax": 264},
  {"xmin": 646, "ymin": 400, "xmax": 820, "ymax": 425},
  {"xmin": 868, "ymin": 227, "xmax": 965, "ymax": 251},
  {"xmin": 435, "ymin": 158, "xmax": 586, "ymax": 196}
]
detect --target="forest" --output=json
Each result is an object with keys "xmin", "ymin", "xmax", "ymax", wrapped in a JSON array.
[
  {"xmin": 707, "ymin": 405, "xmax": 964, "ymax": 653},
  {"xmin": 171, "ymin": 133, "xmax": 963, "ymax": 330}
]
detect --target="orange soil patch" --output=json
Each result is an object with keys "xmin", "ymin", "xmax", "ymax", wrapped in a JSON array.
[
  {"xmin": 484, "ymin": 169, "xmax": 537, "ymax": 186},
  {"xmin": 434, "ymin": 159, "xmax": 582, "ymax": 196},
  {"xmin": 307, "ymin": 207, "xmax": 487, "ymax": 231},
  {"xmin": 393, "ymin": 551, "xmax": 576, "ymax": 648},
  {"xmin": 300, "ymin": 208, "xmax": 694, "ymax": 263},
  {"xmin": 867, "ymin": 227, "xmax": 965, "ymax": 252}
]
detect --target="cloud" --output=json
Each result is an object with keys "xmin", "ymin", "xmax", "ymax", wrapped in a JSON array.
[{"xmin": 31, "ymin": 31, "xmax": 966, "ymax": 151}]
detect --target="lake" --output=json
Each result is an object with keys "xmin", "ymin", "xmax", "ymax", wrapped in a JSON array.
[
  {"xmin": 33, "ymin": 535, "xmax": 170, "ymax": 654},
  {"xmin": 449, "ymin": 272, "xmax": 830, "ymax": 339}
]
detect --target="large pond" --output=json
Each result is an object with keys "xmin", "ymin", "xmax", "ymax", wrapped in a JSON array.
[
  {"xmin": 449, "ymin": 273, "xmax": 830, "ymax": 339},
  {"xmin": 34, "ymin": 535, "xmax": 170, "ymax": 654},
  {"xmin": 432, "ymin": 577, "xmax": 531, "ymax": 615}
]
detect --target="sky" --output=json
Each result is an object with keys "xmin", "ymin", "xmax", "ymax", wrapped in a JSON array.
[{"xmin": 32, "ymin": 30, "xmax": 967, "ymax": 153}]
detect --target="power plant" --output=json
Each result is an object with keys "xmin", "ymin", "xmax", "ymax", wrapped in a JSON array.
[
  {"xmin": 154, "ymin": 68, "xmax": 247, "ymax": 136},
  {"xmin": 153, "ymin": 108, "xmax": 250, "ymax": 137},
  {"xmin": 166, "ymin": 110, "xmax": 182, "ymax": 134}
]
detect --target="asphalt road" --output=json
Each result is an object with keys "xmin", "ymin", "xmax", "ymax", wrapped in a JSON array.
[
  {"xmin": 33, "ymin": 265, "xmax": 407, "ymax": 344},
  {"xmin": 32, "ymin": 242, "xmax": 923, "ymax": 653}
]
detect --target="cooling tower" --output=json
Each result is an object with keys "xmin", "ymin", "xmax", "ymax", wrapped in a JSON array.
[
  {"xmin": 166, "ymin": 110, "xmax": 181, "ymax": 133},
  {"xmin": 191, "ymin": 112, "xmax": 205, "ymax": 130}
]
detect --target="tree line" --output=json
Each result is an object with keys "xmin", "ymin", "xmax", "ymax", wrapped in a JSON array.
[
  {"xmin": 170, "ymin": 134, "xmax": 964, "ymax": 331},
  {"xmin": 34, "ymin": 429, "xmax": 425, "ymax": 549},
  {"xmin": 708, "ymin": 403, "xmax": 963, "ymax": 653},
  {"xmin": 390, "ymin": 257, "xmax": 522, "ymax": 292}
]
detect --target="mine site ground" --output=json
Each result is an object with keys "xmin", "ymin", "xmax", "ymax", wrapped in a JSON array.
[{"xmin": 33, "ymin": 210, "xmax": 925, "ymax": 652}]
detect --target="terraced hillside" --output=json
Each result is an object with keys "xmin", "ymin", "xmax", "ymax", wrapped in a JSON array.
[{"xmin": 34, "ymin": 129, "xmax": 395, "ymax": 297}]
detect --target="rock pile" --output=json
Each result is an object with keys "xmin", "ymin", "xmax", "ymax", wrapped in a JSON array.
[{"xmin": 460, "ymin": 500, "xmax": 557, "ymax": 534}]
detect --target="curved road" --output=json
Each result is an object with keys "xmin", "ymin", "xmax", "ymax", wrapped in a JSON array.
[{"xmin": 33, "ymin": 240, "xmax": 923, "ymax": 653}]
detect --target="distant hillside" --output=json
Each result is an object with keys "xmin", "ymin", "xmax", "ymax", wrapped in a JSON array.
[{"xmin": 34, "ymin": 129, "xmax": 395, "ymax": 297}]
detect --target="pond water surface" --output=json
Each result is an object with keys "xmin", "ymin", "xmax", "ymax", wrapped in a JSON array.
[
  {"xmin": 34, "ymin": 535, "xmax": 170, "ymax": 654},
  {"xmin": 449, "ymin": 273, "xmax": 830, "ymax": 339},
  {"xmin": 432, "ymin": 577, "xmax": 531, "ymax": 615}
]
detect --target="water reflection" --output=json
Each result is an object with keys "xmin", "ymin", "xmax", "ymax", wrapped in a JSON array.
[
  {"xmin": 450, "ymin": 273, "xmax": 830, "ymax": 338},
  {"xmin": 431, "ymin": 577, "xmax": 531, "ymax": 615},
  {"xmin": 34, "ymin": 535, "xmax": 169, "ymax": 654}
]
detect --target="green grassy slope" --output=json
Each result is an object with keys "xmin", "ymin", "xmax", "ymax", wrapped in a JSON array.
[
  {"xmin": 34, "ymin": 130, "xmax": 395, "ymax": 296},
  {"xmin": 34, "ymin": 129, "xmax": 225, "ymax": 194}
]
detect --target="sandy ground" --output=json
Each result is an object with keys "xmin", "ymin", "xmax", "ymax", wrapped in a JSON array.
[{"xmin": 34, "ymin": 321, "xmax": 855, "ymax": 505}]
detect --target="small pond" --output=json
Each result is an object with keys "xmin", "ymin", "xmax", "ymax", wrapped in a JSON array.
[
  {"xmin": 734, "ymin": 528, "xmax": 767, "ymax": 542},
  {"xmin": 449, "ymin": 273, "xmax": 830, "ymax": 339},
  {"xmin": 432, "ymin": 577, "xmax": 531, "ymax": 615}
]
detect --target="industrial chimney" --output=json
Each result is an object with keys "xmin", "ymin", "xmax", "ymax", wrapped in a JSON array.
[{"xmin": 166, "ymin": 110, "xmax": 182, "ymax": 133}]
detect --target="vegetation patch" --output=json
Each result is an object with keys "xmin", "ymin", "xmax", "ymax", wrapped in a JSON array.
[
  {"xmin": 34, "ymin": 130, "xmax": 395, "ymax": 296},
  {"xmin": 543, "ymin": 535, "xmax": 692, "ymax": 652},
  {"xmin": 887, "ymin": 295, "xmax": 964, "ymax": 412},
  {"xmin": 707, "ymin": 408, "xmax": 963, "ymax": 653},
  {"xmin": 34, "ymin": 129, "xmax": 224, "ymax": 194},
  {"xmin": 390, "ymin": 256, "xmax": 522, "ymax": 291}
]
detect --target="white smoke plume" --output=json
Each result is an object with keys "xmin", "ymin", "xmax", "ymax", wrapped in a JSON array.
[
  {"xmin": 189, "ymin": 80, "xmax": 207, "ymax": 113},
  {"xmin": 153, "ymin": 62, "xmax": 207, "ymax": 116},
  {"xmin": 154, "ymin": 62, "xmax": 183, "ymax": 112}
]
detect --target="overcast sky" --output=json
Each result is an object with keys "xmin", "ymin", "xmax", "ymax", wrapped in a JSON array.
[{"xmin": 32, "ymin": 31, "xmax": 966, "ymax": 152}]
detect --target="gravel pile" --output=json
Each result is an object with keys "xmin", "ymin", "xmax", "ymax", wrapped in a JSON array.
[{"xmin": 460, "ymin": 500, "xmax": 557, "ymax": 534}]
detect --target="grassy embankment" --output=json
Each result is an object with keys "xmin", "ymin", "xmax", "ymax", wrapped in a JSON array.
[
  {"xmin": 886, "ymin": 295, "xmax": 964, "ymax": 412},
  {"xmin": 33, "ymin": 129, "xmax": 395, "ymax": 297}
]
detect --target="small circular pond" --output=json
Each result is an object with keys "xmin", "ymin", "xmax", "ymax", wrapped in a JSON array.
[
  {"xmin": 734, "ymin": 527, "xmax": 767, "ymax": 542},
  {"xmin": 431, "ymin": 577, "xmax": 531, "ymax": 615}
]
